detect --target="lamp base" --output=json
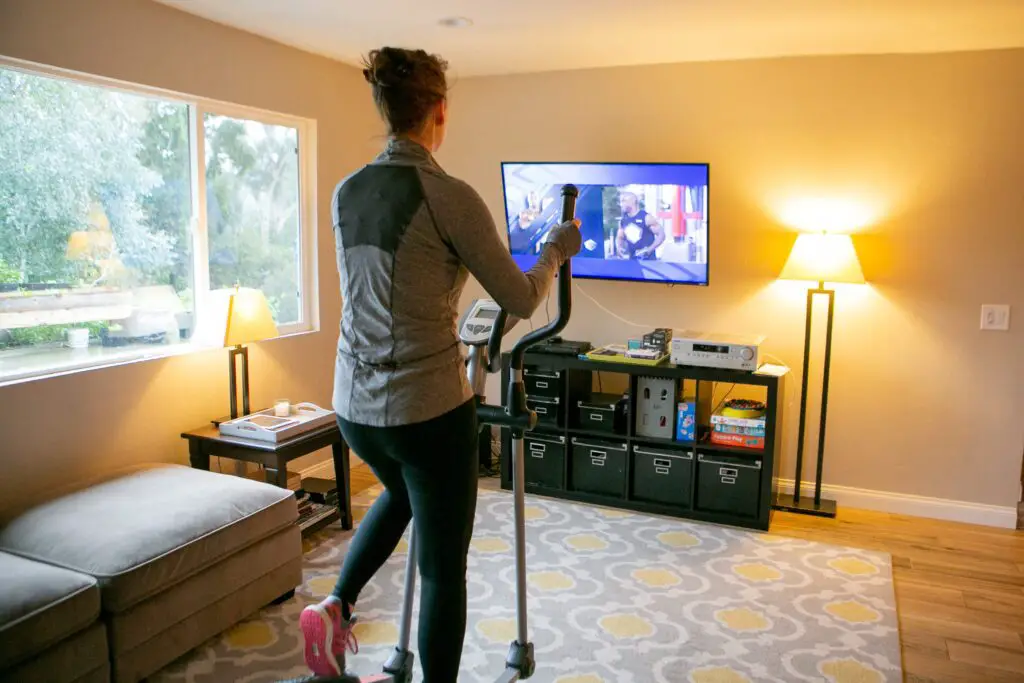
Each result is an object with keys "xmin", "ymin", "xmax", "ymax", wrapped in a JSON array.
[{"xmin": 773, "ymin": 493, "xmax": 837, "ymax": 518}]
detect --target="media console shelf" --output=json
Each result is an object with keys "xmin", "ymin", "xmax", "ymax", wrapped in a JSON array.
[{"xmin": 499, "ymin": 351, "xmax": 787, "ymax": 531}]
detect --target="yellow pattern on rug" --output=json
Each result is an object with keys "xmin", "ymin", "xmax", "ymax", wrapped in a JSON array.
[
  {"xmin": 632, "ymin": 567, "xmax": 683, "ymax": 587},
  {"xmin": 826, "ymin": 601, "xmax": 882, "ymax": 624},
  {"xmin": 820, "ymin": 658, "xmax": 885, "ymax": 683},
  {"xmin": 598, "ymin": 614, "xmax": 655, "ymax": 638},
  {"xmin": 715, "ymin": 608, "xmax": 770, "ymax": 631},
  {"xmin": 828, "ymin": 557, "xmax": 880, "ymax": 576},
  {"xmin": 732, "ymin": 563, "xmax": 782, "ymax": 581},
  {"xmin": 690, "ymin": 666, "xmax": 753, "ymax": 683}
]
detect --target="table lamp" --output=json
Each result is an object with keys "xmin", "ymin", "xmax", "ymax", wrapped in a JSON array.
[
  {"xmin": 774, "ymin": 232, "xmax": 865, "ymax": 517},
  {"xmin": 220, "ymin": 286, "xmax": 279, "ymax": 419}
]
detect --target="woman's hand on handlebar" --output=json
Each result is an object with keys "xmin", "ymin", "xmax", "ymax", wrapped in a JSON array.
[{"xmin": 545, "ymin": 219, "xmax": 582, "ymax": 263}]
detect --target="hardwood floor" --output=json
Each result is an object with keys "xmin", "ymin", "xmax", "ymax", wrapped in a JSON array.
[
  {"xmin": 769, "ymin": 506, "xmax": 1024, "ymax": 682},
  {"xmin": 347, "ymin": 465, "xmax": 1024, "ymax": 682}
]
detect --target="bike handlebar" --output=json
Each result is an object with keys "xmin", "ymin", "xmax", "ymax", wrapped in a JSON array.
[
  {"xmin": 508, "ymin": 185, "xmax": 578, "ymax": 371},
  {"xmin": 476, "ymin": 184, "xmax": 578, "ymax": 432},
  {"xmin": 484, "ymin": 184, "xmax": 578, "ymax": 377}
]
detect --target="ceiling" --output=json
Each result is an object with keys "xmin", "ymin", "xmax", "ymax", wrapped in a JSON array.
[{"xmin": 155, "ymin": 0, "xmax": 1024, "ymax": 77}]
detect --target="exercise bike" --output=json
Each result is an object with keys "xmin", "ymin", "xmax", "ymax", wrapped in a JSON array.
[{"xmin": 286, "ymin": 184, "xmax": 579, "ymax": 683}]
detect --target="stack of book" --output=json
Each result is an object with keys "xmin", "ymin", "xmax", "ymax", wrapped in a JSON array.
[
  {"xmin": 297, "ymin": 495, "xmax": 316, "ymax": 521},
  {"xmin": 710, "ymin": 401, "xmax": 766, "ymax": 449},
  {"xmin": 296, "ymin": 477, "xmax": 340, "ymax": 530}
]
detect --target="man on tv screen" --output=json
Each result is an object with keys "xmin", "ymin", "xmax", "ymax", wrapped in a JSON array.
[{"xmin": 613, "ymin": 185, "xmax": 665, "ymax": 260}]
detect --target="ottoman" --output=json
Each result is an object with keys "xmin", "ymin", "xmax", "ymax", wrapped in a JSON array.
[{"xmin": 0, "ymin": 464, "xmax": 302, "ymax": 683}]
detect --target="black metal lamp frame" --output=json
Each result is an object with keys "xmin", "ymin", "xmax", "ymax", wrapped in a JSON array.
[
  {"xmin": 228, "ymin": 344, "xmax": 250, "ymax": 420},
  {"xmin": 774, "ymin": 280, "xmax": 838, "ymax": 518}
]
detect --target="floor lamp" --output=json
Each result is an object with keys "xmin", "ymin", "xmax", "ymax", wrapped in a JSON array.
[{"xmin": 773, "ymin": 232, "xmax": 865, "ymax": 518}]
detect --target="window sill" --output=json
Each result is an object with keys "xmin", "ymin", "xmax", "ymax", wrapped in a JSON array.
[{"xmin": 0, "ymin": 327, "xmax": 317, "ymax": 389}]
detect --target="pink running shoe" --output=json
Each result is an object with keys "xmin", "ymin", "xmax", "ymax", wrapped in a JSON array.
[{"xmin": 300, "ymin": 597, "xmax": 359, "ymax": 677}]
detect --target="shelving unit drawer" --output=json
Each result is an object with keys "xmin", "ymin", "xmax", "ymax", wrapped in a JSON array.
[
  {"xmin": 577, "ymin": 393, "xmax": 625, "ymax": 434},
  {"xmin": 522, "ymin": 434, "xmax": 565, "ymax": 490},
  {"xmin": 632, "ymin": 445, "xmax": 694, "ymax": 507},
  {"xmin": 524, "ymin": 368, "xmax": 563, "ymax": 398},
  {"xmin": 695, "ymin": 453, "xmax": 762, "ymax": 517},
  {"xmin": 570, "ymin": 437, "xmax": 627, "ymax": 497},
  {"xmin": 527, "ymin": 395, "xmax": 563, "ymax": 427}
]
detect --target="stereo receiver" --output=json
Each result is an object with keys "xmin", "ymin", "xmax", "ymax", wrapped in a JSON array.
[{"xmin": 670, "ymin": 331, "xmax": 765, "ymax": 371}]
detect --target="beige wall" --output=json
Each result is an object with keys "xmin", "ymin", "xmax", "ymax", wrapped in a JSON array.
[
  {"xmin": 1, "ymin": 1, "xmax": 1021, "ymax": 513},
  {"xmin": 0, "ymin": 0, "xmax": 380, "ymax": 518},
  {"xmin": 440, "ymin": 49, "xmax": 1024, "ymax": 507}
]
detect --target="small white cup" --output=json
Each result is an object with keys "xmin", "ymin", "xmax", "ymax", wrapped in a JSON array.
[
  {"xmin": 273, "ymin": 399, "xmax": 290, "ymax": 417},
  {"xmin": 67, "ymin": 328, "xmax": 89, "ymax": 349}
]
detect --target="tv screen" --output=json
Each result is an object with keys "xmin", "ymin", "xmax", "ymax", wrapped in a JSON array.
[{"xmin": 501, "ymin": 162, "xmax": 709, "ymax": 285}]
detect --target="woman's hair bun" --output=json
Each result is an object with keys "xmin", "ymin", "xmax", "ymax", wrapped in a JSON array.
[
  {"xmin": 360, "ymin": 47, "xmax": 449, "ymax": 135},
  {"xmin": 363, "ymin": 47, "xmax": 413, "ymax": 88}
]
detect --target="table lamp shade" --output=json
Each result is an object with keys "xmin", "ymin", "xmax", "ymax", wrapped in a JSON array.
[
  {"xmin": 223, "ymin": 287, "xmax": 278, "ymax": 347},
  {"xmin": 779, "ymin": 233, "xmax": 865, "ymax": 285}
]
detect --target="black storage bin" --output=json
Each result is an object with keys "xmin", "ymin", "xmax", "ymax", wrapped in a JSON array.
[
  {"xmin": 527, "ymin": 395, "xmax": 562, "ymax": 427},
  {"xmin": 523, "ymin": 434, "xmax": 565, "ymax": 490},
  {"xmin": 632, "ymin": 445, "xmax": 694, "ymax": 507},
  {"xmin": 695, "ymin": 453, "xmax": 762, "ymax": 517},
  {"xmin": 524, "ymin": 367, "xmax": 563, "ymax": 398},
  {"xmin": 570, "ymin": 437, "xmax": 627, "ymax": 497},
  {"xmin": 577, "ymin": 393, "xmax": 627, "ymax": 434}
]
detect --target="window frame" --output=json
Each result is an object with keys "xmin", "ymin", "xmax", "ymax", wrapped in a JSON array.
[{"xmin": 0, "ymin": 56, "xmax": 320, "ymax": 386}]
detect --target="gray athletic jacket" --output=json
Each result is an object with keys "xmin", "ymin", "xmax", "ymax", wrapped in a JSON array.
[{"xmin": 331, "ymin": 138, "xmax": 565, "ymax": 427}]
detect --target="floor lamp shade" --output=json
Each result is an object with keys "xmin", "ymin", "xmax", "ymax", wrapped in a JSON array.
[
  {"xmin": 780, "ymin": 233, "xmax": 865, "ymax": 285},
  {"xmin": 774, "ymin": 232, "xmax": 864, "ymax": 518}
]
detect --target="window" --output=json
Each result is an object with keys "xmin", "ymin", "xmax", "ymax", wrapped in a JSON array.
[
  {"xmin": 204, "ymin": 114, "xmax": 302, "ymax": 326},
  {"xmin": 0, "ymin": 60, "xmax": 317, "ymax": 384}
]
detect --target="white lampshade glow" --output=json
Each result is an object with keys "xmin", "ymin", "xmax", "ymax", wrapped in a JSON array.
[
  {"xmin": 223, "ymin": 287, "xmax": 279, "ymax": 347},
  {"xmin": 194, "ymin": 287, "xmax": 279, "ymax": 348},
  {"xmin": 779, "ymin": 233, "xmax": 866, "ymax": 285}
]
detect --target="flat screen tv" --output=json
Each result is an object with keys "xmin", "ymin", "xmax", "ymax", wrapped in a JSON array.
[{"xmin": 500, "ymin": 162, "xmax": 709, "ymax": 285}]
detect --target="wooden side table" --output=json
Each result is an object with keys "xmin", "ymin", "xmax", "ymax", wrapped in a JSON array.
[{"xmin": 181, "ymin": 421, "xmax": 353, "ymax": 534}]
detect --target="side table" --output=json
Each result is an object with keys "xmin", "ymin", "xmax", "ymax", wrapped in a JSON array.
[{"xmin": 181, "ymin": 421, "xmax": 353, "ymax": 534}]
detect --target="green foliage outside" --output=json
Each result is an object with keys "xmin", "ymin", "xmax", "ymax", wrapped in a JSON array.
[
  {"xmin": 204, "ymin": 114, "xmax": 301, "ymax": 324},
  {"xmin": 0, "ymin": 67, "xmax": 302, "ymax": 351},
  {"xmin": 0, "ymin": 259, "xmax": 20, "ymax": 284},
  {"xmin": 3, "ymin": 321, "xmax": 108, "ymax": 348}
]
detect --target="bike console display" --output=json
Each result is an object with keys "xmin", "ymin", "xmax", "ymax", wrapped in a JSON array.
[{"xmin": 458, "ymin": 298, "xmax": 502, "ymax": 346}]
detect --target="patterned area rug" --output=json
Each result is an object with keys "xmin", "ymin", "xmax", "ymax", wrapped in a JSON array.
[{"xmin": 154, "ymin": 486, "xmax": 902, "ymax": 683}]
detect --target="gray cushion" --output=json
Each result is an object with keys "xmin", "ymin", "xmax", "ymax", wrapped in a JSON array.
[
  {"xmin": 0, "ymin": 464, "xmax": 297, "ymax": 613},
  {"xmin": 0, "ymin": 551, "xmax": 100, "ymax": 670},
  {"xmin": 3, "ymin": 620, "xmax": 109, "ymax": 683}
]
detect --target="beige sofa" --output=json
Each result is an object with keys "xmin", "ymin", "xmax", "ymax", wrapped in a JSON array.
[
  {"xmin": 0, "ymin": 464, "xmax": 302, "ymax": 683},
  {"xmin": 0, "ymin": 551, "xmax": 109, "ymax": 682}
]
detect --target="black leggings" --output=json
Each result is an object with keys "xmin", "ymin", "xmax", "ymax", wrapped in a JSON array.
[{"xmin": 333, "ymin": 399, "xmax": 480, "ymax": 683}]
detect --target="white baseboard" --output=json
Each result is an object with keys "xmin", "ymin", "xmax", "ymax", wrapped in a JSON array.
[
  {"xmin": 776, "ymin": 478, "xmax": 1018, "ymax": 529},
  {"xmin": 296, "ymin": 464, "xmax": 1016, "ymax": 529}
]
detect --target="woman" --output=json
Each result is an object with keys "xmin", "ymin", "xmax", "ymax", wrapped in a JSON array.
[{"xmin": 299, "ymin": 47, "xmax": 581, "ymax": 681}]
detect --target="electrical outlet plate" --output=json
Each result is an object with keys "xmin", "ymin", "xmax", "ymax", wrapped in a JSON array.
[{"xmin": 980, "ymin": 304, "xmax": 1010, "ymax": 331}]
